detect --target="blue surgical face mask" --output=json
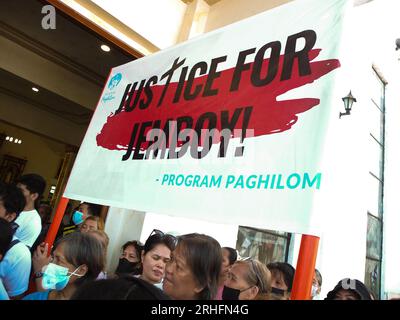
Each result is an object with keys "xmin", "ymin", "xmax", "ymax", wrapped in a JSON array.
[
  {"xmin": 72, "ymin": 211, "xmax": 84, "ymax": 225},
  {"xmin": 42, "ymin": 263, "xmax": 83, "ymax": 291}
]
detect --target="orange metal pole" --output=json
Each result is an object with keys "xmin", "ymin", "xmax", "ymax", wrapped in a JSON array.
[
  {"xmin": 44, "ymin": 196, "xmax": 69, "ymax": 254},
  {"xmin": 290, "ymin": 234, "xmax": 320, "ymax": 300}
]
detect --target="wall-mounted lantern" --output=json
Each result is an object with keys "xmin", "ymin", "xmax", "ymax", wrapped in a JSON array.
[{"xmin": 339, "ymin": 91, "xmax": 357, "ymax": 119}]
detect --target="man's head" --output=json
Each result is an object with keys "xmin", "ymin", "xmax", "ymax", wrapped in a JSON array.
[
  {"xmin": 72, "ymin": 202, "xmax": 102, "ymax": 226},
  {"xmin": 16, "ymin": 174, "xmax": 46, "ymax": 210},
  {"xmin": 0, "ymin": 183, "xmax": 26, "ymax": 223},
  {"xmin": 79, "ymin": 203, "xmax": 101, "ymax": 217}
]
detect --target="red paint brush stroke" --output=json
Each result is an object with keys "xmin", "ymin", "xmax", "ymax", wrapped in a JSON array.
[{"xmin": 96, "ymin": 49, "xmax": 340, "ymax": 151}]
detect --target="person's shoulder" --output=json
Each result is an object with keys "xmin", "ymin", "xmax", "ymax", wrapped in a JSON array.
[
  {"xmin": 13, "ymin": 239, "xmax": 31, "ymax": 254},
  {"xmin": 14, "ymin": 211, "xmax": 27, "ymax": 223},
  {"xmin": 16, "ymin": 210, "xmax": 40, "ymax": 223},
  {"xmin": 30, "ymin": 210, "xmax": 41, "ymax": 223},
  {"xmin": 23, "ymin": 290, "xmax": 50, "ymax": 300},
  {"xmin": 4, "ymin": 238, "xmax": 31, "ymax": 262}
]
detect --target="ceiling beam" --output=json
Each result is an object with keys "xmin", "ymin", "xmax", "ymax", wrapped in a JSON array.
[
  {"xmin": 0, "ymin": 21, "xmax": 104, "ymax": 86},
  {"xmin": 0, "ymin": 34, "xmax": 102, "ymax": 110}
]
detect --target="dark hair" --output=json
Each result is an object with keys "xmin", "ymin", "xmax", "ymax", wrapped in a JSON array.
[
  {"xmin": 143, "ymin": 232, "xmax": 176, "ymax": 255},
  {"xmin": 0, "ymin": 218, "xmax": 13, "ymax": 259},
  {"xmin": 315, "ymin": 269, "xmax": 322, "ymax": 287},
  {"xmin": 82, "ymin": 202, "xmax": 102, "ymax": 217},
  {"xmin": 122, "ymin": 240, "xmax": 143, "ymax": 257},
  {"xmin": 325, "ymin": 279, "xmax": 372, "ymax": 300},
  {"xmin": 16, "ymin": 174, "xmax": 46, "ymax": 208},
  {"xmin": 267, "ymin": 262, "xmax": 296, "ymax": 292},
  {"xmin": 178, "ymin": 233, "xmax": 222, "ymax": 300},
  {"xmin": 71, "ymin": 275, "xmax": 171, "ymax": 300},
  {"xmin": 0, "ymin": 183, "xmax": 26, "ymax": 220},
  {"xmin": 54, "ymin": 232, "xmax": 104, "ymax": 286},
  {"xmin": 222, "ymin": 247, "xmax": 237, "ymax": 265},
  {"xmin": 39, "ymin": 203, "xmax": 52, "ymax": 224}
]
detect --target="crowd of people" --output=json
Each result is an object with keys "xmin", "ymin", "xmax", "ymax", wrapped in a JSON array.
[{"xmin": 0, "ymin": 174, "xmax": 376, "ymax": 300}]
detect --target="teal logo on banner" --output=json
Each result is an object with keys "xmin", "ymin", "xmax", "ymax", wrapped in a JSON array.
[{"xmin": 103, "ymin": 73, "xmax": 122, "ymax": 102}]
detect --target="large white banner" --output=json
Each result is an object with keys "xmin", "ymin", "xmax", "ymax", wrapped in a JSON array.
[{"xmin": 64, "ymin": 0, "xmax": 349, "ymax": 235}]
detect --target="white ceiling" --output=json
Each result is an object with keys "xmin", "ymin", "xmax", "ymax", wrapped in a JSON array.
[{"xmin": 0, "ymin": 0, "xmax": 136, "ymax": 127}]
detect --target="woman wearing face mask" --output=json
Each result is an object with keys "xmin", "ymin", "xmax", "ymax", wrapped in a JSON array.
[
  {"xmin": 311, "ymin": 269, "xmax": 322, "ymax": 300},
  {"xmin": 215, "ymin": 247, "xmax": 237, "ymax": 300},
  {"xmin": 23, "ymin": 232, "xmax": 104, "ymax": 300},
  {"xmin": 223, "ymin": 259, "xmax": 272, "ymax": 300},
  {"xmin": 267, "ymin": 262, "xmax": 295, "ymax": 300},
  {"xmin": 163, "ymin": 233, "xmax": 222, "ymax": 300},
  {"xmin": 138, "ymin": 230, "xmax": 176, "ymax": 288},
  {"xmin": 115, "ymin": 241, "xmax": 143, "ymax": 276}
]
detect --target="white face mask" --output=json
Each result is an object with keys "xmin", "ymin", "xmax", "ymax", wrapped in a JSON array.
[{"xmin": 311, "ymin": 284, "xmax": 319, "ymax": 297}]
